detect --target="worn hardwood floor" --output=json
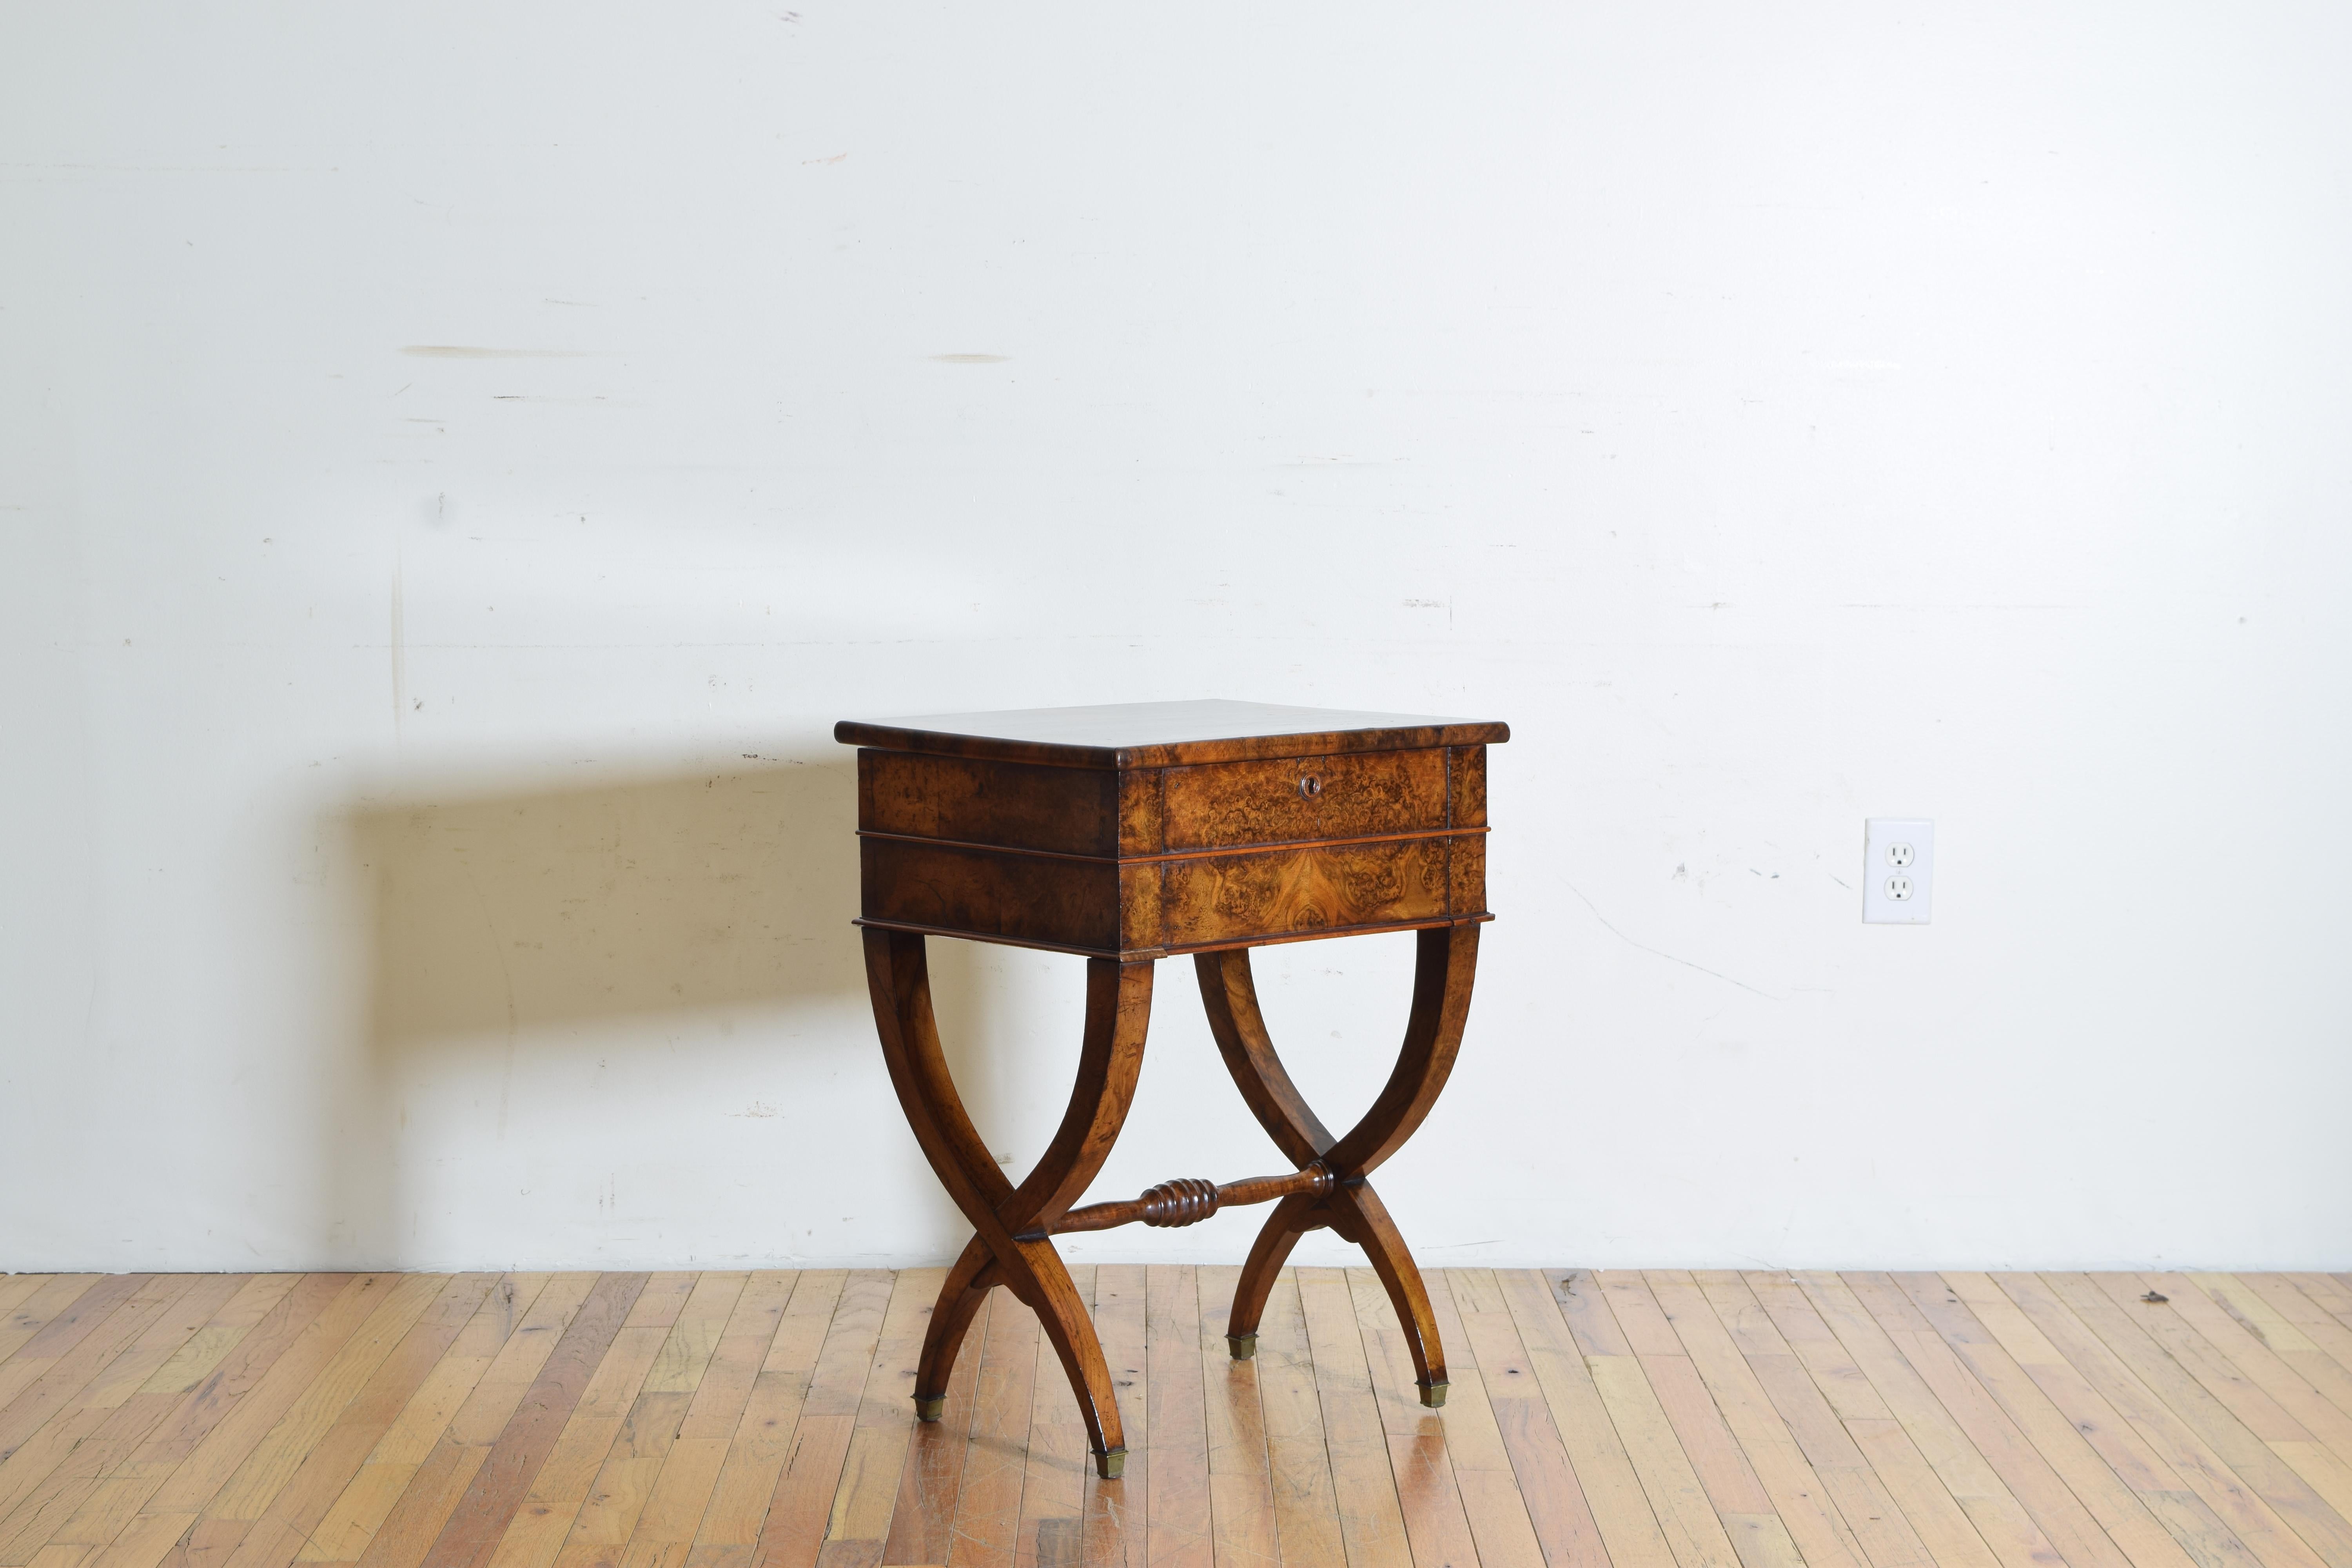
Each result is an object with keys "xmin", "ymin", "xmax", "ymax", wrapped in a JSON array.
[{"xmin": 2, "ymin": 1268, "xmax": 2350, "ymax": 1568}]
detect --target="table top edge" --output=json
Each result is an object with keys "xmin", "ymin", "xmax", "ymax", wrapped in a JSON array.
[{"xmin": 833, "ymin": 716, "xmax": 1510, "ymax": 767}]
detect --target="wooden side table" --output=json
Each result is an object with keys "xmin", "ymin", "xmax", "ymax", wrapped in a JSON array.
[{"xmin": 835, "ymin": 699, "xmax": 1507, "ymax": 1479}]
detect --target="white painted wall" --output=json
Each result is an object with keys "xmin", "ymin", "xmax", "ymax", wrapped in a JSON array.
[{"xmin": 4, "ymin": 3, "xmax": 2347, "ymax": 1274}]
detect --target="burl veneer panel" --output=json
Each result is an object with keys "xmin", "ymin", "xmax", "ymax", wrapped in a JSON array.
[
  {"xmin": 1448, "ymin": 745, "xmax": 1486, "ymax": 829},
  {"xmin": 1161, "ymin": 748, "xmax": 1448, "ymax": 851},
  {"xmin": 1158, "ymin": 838, "xmax": 1451, "ymax": 948},
  {"xmin": 859, "ymin": 838, "xmax": 1121, "ymax": 953},
  {"xmin": 859, "ymin": 751, "xmax": 1121, "ymax": 857},
  {"xmin": 1446, "ymin": 836, "xmax": 1486, "ymax": 918},
  {"xmin": 1116, "ymin": 767, "xmax": 1164, "ymax": 856}
]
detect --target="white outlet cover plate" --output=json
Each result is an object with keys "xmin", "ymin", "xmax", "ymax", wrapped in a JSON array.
[{"xmin": 1862, "ymin": 818, "xmax": 1934, "ymax": 924}]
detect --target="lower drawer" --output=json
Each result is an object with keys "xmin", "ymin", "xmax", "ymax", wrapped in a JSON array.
[
  {"xmin": 859, "ymin": 838, "xmax": 1123, "ymax": 954},
  {"xmin": 858, "ymin": 831, "xmax": 1488, "ymax": 957},
  {"xmin": 1159, "ymin": 838, "xmax": 1453, "ymax": 949}
]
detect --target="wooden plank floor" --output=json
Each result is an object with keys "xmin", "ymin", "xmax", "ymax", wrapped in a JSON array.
[{"xmin": 2, "ymin": 1269, "xmax": 2349, "ymax": 1568}]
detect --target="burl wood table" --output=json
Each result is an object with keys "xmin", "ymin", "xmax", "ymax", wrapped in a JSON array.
[{"xmin": 834, "ymin": 699, "xmax": 1507, "ymax": 1479}]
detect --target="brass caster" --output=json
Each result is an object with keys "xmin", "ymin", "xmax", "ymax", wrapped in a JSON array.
[
  {"xmin": 1227, "ymin": 1333, "xmax": 1258, "ymax": 1361},
  {"xmin": 913, "ymin": 1395, "xmax": 946, "ymax": 1421},
  {"xmin": 1418, "ymin": 1380, "xmax": 1449, "ymax": 1409},
  {"xmin": 1094, "ymin": 1446, "xmax": 1127, "ymax": 1480}
]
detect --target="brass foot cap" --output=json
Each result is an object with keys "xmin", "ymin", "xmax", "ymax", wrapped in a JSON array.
[
  {"xmin": 1094, "ymin": 1447, "xmax": 1127, "ymax": 1480},
  {"xmin": 1419, "ymin": 1381, "xmax": 1449, "ymax": 1409},
  {"xmin": 1227, "ymin": 1333, "xmax": 1258, "ymax": 1361},
  {"xmin": 913, "ymin": 1395, "xmax": 947, "ymax": 1422}
]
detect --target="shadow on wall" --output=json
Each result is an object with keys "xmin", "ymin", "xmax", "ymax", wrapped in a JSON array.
[
  {"xmin": 359, "ymin": 761, "xmax": 857, "ymax": 1046},
  {"xmin": 329, "ymin": 755, "xmax": 1009, "ymax": 1267}
]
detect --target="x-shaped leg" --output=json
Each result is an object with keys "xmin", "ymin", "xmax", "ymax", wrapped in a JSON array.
[
  {"xmin": 1194, "ymin": 923, "xmax": 1479, "ymax": 1405},
  {"xmin": 861, "ymin": 928, "xmax": 1152, "ymax": 1478},
  {"xmin": 865, "ymin": 921, "xmax": 1476, "ymax": 1472}
]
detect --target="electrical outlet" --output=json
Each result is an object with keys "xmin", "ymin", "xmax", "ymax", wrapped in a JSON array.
[{"xmin": 1862, "ymin": 818, "xmax": 1933, "ymax": 924}]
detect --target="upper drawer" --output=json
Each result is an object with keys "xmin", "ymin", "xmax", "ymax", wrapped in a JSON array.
[
  {"xmin": 859, "ymin": 750, "xmax": 1122, "ymax": 857},
  {"xmin": 1161, "ymin": 746, "xmax": 1449, "ymax": 851}
]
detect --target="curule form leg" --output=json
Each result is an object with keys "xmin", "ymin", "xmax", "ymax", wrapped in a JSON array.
[
  {"xmin": 1224, "ymin": 1189, "xmax": 1315, "ymax": 1360},
  {"xmin": 862, "ymin": 927, "xmax": 1154, "ymax": 1477},
  {"xmin": 1193, "ymin": 923, "xmax": 1479, "ymax": 1405},
  {"xmin": 913, "ymin": 1235, "xmax": 997, "ymax": 1417}
]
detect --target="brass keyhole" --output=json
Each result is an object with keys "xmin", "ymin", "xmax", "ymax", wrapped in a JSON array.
[{"xmin": 1299, "ymin": 775, "xmax": 1323, "ymax": 799}]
